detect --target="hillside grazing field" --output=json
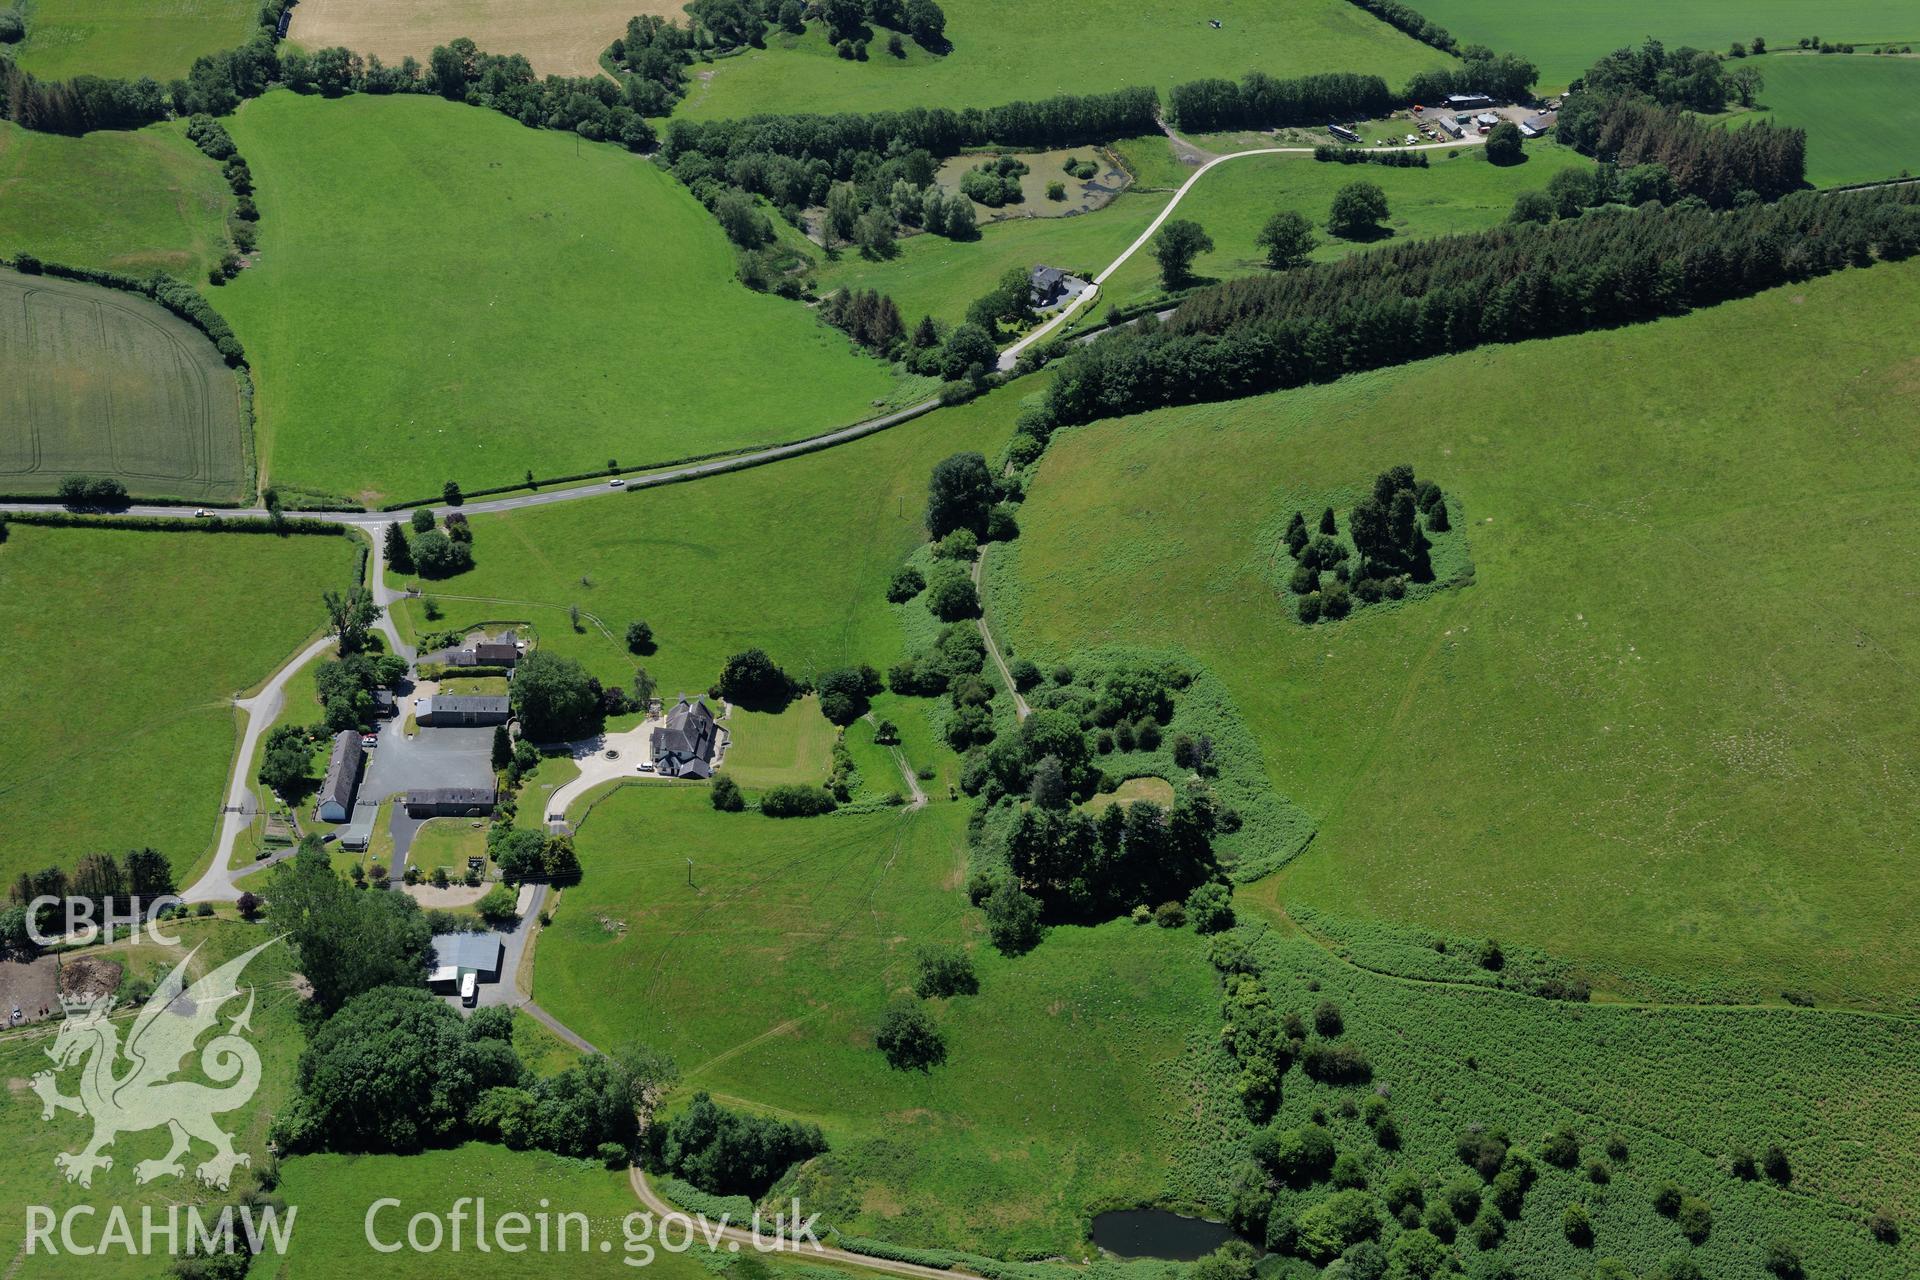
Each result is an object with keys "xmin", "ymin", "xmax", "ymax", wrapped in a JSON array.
[
  {"xmin": 385, "ymin": 387, "xmax": 1020, "ymax": 699},
  {"xmin": 1402, "ymin": 0, "xmax": 1920, "ymax": 89},
  {"xmin": 993, "ymin": 258, "xmax": 1920, "ymax": 1009},
  {"xmin": 217, "ymin": 92, "xmax": 904, "ymax": 505},
  {"xmin": 0, "ymin": 922, "xmax": 305, "ymax": 1280},
  {"xmin": 0, "ymin": 524, "xmax": 352, "ymax": 885},
  {"xmin": 3, "ymin": 0, "xmax": 258, "ymax": 81},
  {"xmin": 0, "ymin": 268, "xmax": 250, "ymax": 502},
  {"xmin": 1723, "ymin": 53, "xmax": 1920, "ymax": 186},
  {"xmin": 0, "ymin": 121, "xmax": 233, "ymax": 281},
  {"xmin": 679, "ymin": 0, "xmax": 1452, "ymax": 120},
  {"xmin": 286, "ymin": 0, "xmax": 671, "ymax": 78},
  {"xmin": 537, "ymin": 787, "xmax": 1232, "ymax": 1257},
  {"xmin": 1094, "ymin": 143, "xmax": 1596, "ymax": 313}
]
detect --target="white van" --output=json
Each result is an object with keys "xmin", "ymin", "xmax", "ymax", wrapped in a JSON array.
[{"xmin": 460, "ymin": 972, "xmax": 477, "ymax": 1007}]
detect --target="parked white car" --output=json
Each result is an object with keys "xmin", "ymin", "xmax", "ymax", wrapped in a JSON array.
[{"xmin": 637, "ymin": 760, "xmax": 656, "ymax": 773}]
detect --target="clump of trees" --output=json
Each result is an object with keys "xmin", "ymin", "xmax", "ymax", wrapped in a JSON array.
[
  {"xmin": 511, "ymin": 649, "xmax": 602, "ymax": 741},
  {"xmin": 401, "ymin": 507, "xmax": 474, "ymax": 578},
  {"xmin": 1282, "ymin": 465, "xmax": 1451, "ymax": 623},
  {"xmin": 821, "ymin": 288, "xmax": 906, "ymax": 355},
  {"xmin": 1313, "ymin": 145, "xmax": 1427, "ymax": 169},
  {"xmin": 958, "ymin": 153, "xmax": 1028, "ymax": 206},
  {"xmin": 649, "ymin": 1091, "xmax": 827, "ymax": 1196},
  {"xmin": 759, "ymin": 783, "xmax": 838, "ymax": 816},
  {"xmin": 5, "ymin": 849, "xmax": 175, "ymax": 953},
  {"xmin": 717, "ymin": 648, "xmax": 794, "ymax": 711},
  {"xmin": 875, "ymin": 1000, "xmax": 945, "ymax": 1069},
  {"xmin": 1152, "ymin": 219, "xmax": 1214, "ymax": 289},
  {"xmin": 1169, "ymin": 70, "xmax": 1395, "ymax": 132},
  {"xmin": 816, "ymin": 663, "xmax": 883, "ymax": 724},
  {"xmin": 1327, "ymin": 181, "xmax": 1390, "ymax": 239},
  {"xmin": 55, "ymin": 475, "xmax": 129, "ymax": 511}
]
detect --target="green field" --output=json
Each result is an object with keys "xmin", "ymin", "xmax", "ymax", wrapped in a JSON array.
[
  {"xmin": 386, "ymin": 387, "xmax": 1019, "ymax": 699},
  {"xmin": 0, "ymin": 121, "xmax": 234, "ymax": 282},
  {"xmin": 0, "ymin": 523, "xmax": 353, "ymax": 885},
  {"xmin": 679, "ymin": 0, "xmax": 1452, "ymax": 119},
  {"xmin": 0, "ymin": 921, "xmax": 304, "ymax": 1280},
  {"xmin": 1724, "ymin": 53, "xmax": 1920, "ymax": 186},
  {"xmin": 994, "ymin": 258, "xmax": 1920, "ymax": 1009},
  {"xmin": 217, "ymin": 91, "xmax": 905, "ymax": 505},
  {"xmin": 0, "ymin": 268, "xmax": 250, "ymax": 502},
  {"xmin": 1403, "ymin": 0, "xmax": 1920, "ymax": 89},
  {"xmin": 537, "ymin": 786, "xmax": 1228, "ymax": 1257},
  {"xmin": 406, "ymin": 816, "xmax": 491, "ymax": 877},
  {"xmin": 4, "ymin": 0, "xmax": 258, "ymax": 81},
  {"xmin": 1093, "ymin": 142, "xmax": 1596, "ymax": 313}
]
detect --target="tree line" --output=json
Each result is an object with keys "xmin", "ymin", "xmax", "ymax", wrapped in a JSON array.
[
  {"xmin": 1166, "ymin": 47, "xmax": 1539, "ymax": 134},
  {"xmin": 1027, "ymin": 185, "xmax": 1920, "ymax": 430}
]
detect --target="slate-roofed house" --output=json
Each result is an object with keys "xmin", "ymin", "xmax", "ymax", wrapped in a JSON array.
[
  {"xmin": 1519, "ymin": 112, "xmax": 1556, "ymax": 137},
  {"xmin": 651, "ymin": 695, "xmax": 719, "ymax": 778},
  {"xmin": 405, "ymin": 787, "xmax": 498, "ymax": 818},
  {"xmin": 316, "ymin": 730, "xmax": 364, "ymax": 822},
  {"xmin": 1030, "ymin": 265, "xmax": 1068, "ymax": 307},
  {"xmin": 417, "ymin": 695, "xmax": 511, "ymax": 727}
]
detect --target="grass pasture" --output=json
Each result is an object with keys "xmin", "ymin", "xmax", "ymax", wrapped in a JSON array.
[
  {"xmin": 538, "ymin": 786, "xmax": 1230, "ymax": 1257},
  {"xmin": 4, "ymin": 0, "xmax": 258, "ymax": 81},
  {"xmin": 995, "ymin": 258, "xmax": 1920, "ymax": 1009},
  {"xmin": 217, "ymin": 91, "xmax": 904, "ymax": 504},
  {"xmin": 0, "ymin": 523, "xmax": 354, "ymax": 886},
  {"xmin": 1723, "ymin": 53, "xmax": 1920, "ymax": 186},
  {"xmin": 1401, "ymin": 0, "xmax": 1920, "ymax": 89},
  {"xmin": 679, "ymin": 0, "xmax": 1452, "ymax": 119},
  {"xmin": 385, "ymin": 386, "xmax": 1019, "ymax": 700},
  {"xmin": 1093, "ymin": 143, "xmax": 1595, "ymax": 312},
  {"xmin": 0, "ymin": 121, "xmax": 234, "ymax": 282},
  {"xmin": 285, "ymin": 0, "xmax": 670, "ymax": 78},
  {"xmin": 0, "ymin": 268, "xmax": 250, "ymax": 502}
]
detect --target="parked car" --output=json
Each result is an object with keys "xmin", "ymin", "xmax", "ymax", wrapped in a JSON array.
[
  {"xmin": 637, "ymin": 761, "xmax": 656, "ymax": 773},
  {"xmin": 361, "ymin": 734, "xmax": 379, "ymax": 748}
]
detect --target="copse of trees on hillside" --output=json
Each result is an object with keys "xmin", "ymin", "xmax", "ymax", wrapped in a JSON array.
[
  {"xmin": 1282, "ymin": 466, "xmax": 1452, "ymax": 623},
  {"xmin": 1574, "ymin": 38, "xmax": 1753, "ymax": 115},
  {"xmin": 648, "ymin": 1091, "xmax": 827, "ymax": 1197},
  {"xmin": 1556, "ymin": 92, "xmax": 1804, "ymax": 206},
  {"xmin": 1026, "ymin": 185, "xmax": 1919, "ymax": 432},
  {"xmin": 6, "ymin": 850, "xmax": 176, "ymax": 951}
]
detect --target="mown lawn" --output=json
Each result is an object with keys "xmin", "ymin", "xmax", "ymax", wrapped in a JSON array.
[
  {"xmin": 406, "ymin": 816, "xmax": 490, "ymax": 878},
  {"xmin": 994, "ymin": 258, "xmax": 1920, "ymax": 1009},
  {"xmin": 4, "ymin": 0, "xmax": 258, "ymax": 81},
  {"xmin": 0, "ymin": 524, "xmax": 355, "ymax": 887},
  {"xmin": 0, "ymin": 121, "xmax": 233, "ymax": 281},
  {"xmin": 0, "ymin": 921, "xmax": 304, "ymax": 1280},
  {"xmin": 218, "ymin": 91, "xmax": 905, "ymax": 505},
  {"xmin": 1093, "ymin": 142, "xmax": 1596, "ymax": 313},
  {"xmin": 719, "ymin": 699, "xmax": 838, "ymax": 791},
  {"xmin": 537, "ymin": 786, "xmax": 1229, "ymax": 1257},
  {"xmin": 1720, "ymin": 52, "xmax": 1920, "ymax": 187},
  {"xmin": 679, "ymin": 0, "xmax": 1452, "ymax": 120},
  {"xmin": 1402, "ymin": 0, "xmax": 1920, "ymax": 89},
  {"xmin": 385, "ymin": 387, "xmax": 1020, "ymax": 700}
]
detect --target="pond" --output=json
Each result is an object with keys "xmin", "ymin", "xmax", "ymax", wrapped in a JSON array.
[{"xmin": 1089, "ymin": 1209, "xmax": 1241, "ymax": 1261}]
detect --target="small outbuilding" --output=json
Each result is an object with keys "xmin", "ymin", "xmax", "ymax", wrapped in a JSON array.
[
  {"xmin": 1436, "ymin": 116, "xmax": 1464, "ymax": 139},
  {"xmin": 1519, "ymin": 113, "xmax": 1556, "ymax": 137},
  {"xmin": 429, "ymin": 932, "xmax": 504, "ymax": 998},
  {"xmin": 316, "ymin": 730, "xmax": 364, "ymax": 823},
  {"xmin": 416, "ymin": 694, "xmax": 511, "ymax": 727},
  {"xmin": 1447, "ymin": 92, "xmax": 1496, "ymax": 110}
]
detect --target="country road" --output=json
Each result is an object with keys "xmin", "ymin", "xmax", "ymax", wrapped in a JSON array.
[{"xmin": 996, "ymin": 128, "xmax": 1491, "ymax": 369}]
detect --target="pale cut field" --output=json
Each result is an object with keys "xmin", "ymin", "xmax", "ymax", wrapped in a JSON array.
[{"xmin": 286, "ymin": 0, "xmax": 682, "ymax": 77}]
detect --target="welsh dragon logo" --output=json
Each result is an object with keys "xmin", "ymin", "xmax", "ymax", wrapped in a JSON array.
[{"xmin": 31, "ymin": 938, "xmax": 279, "ymax": 1190}]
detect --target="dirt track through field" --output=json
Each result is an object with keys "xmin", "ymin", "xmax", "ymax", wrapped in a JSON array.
[{"xmin": 288, "ymin": 0, "xmax": 684, "ymax": 78}]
